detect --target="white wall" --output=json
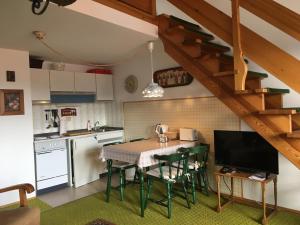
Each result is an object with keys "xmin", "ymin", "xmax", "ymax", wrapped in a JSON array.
[
  {"xmin": 0, "ymin": 48, "xmax": 35, "ymax": 205},
  {"xmin": 112, "ymin": 0, "xmax": 300, "ymax": 211}
]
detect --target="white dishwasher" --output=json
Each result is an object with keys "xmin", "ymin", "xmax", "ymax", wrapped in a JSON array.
[{"xmin": 35, "ymin": 139, "xmax": 68, "ymax": 193}]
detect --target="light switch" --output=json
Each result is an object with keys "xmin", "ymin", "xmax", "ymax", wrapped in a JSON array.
[{"xmin": 6, "ymin": 71, "xmax": 15, "ymax": 82}]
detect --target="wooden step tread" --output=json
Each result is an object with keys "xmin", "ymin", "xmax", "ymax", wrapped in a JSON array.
[
  {"xmin": 203, "ymin": 41, "xmax": 231, "ymax": 52},
  {"xmin": 248, "ymin": 71, "xmax": 268, "ymax": 79},
  {"xmin": 213, "ymin": 70, "xmax": 268, "ymax": 79},
  {"xmin": 167, "ymin": 25, "xmax": 214, "ymax": 41},
  {"xmin": 257, "ymin": 88, "xmax": 290, "ymax": 94},
  {"xmin": 183, "ymin": 41, "xmax": 231, "ymax": 54},
  {"xmin": 287, "ymin": 130, "xmax": 300, "ymax": 138},
  {"xmin": 220, "ymin": 54, "xmax": 249, "ymax": 64},
  {"xmin": 236, "ymin": 88, "xmax": 290, "ymax": 95},
  {"xmin": 258, "ymin": 109, "xmax": 298, "ymax": 115},
  {"xmin": 284, "ymin": 107, "xmax": 300, "ymax": 113},
  {"xmin": 170, "ymin": 15, "xmax": 201, "ymax": 31}
]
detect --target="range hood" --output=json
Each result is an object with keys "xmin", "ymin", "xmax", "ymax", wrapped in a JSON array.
[{"xmin": 50, "ymin": 92, "xmax": 96, "ymax": 103}]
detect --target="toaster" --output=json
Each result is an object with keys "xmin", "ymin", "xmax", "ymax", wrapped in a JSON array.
[{"xmin": 179, "ymin": 128, "xmax": 199, "ymax": 141}]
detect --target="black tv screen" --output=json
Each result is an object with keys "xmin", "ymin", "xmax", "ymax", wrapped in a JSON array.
[{"xmin": 214, "ymin": 130, "xmax": 279, "ymax": 174}]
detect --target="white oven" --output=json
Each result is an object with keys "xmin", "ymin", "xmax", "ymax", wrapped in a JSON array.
[{"xmin": 34, "ymin": 139, "xmax": 68, "ymax": 192}]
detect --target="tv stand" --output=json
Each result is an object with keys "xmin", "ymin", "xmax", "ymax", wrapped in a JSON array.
[{"xmin": 215, "ymin": 170, "xmax": 277, "ymax": 225}]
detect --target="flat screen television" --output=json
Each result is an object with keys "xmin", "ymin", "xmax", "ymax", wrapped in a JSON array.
[{"xmin": 214, "ymin": 130, "xmax": 279, "ymax": 174}]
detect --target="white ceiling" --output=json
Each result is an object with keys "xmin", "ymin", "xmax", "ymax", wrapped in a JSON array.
[{"xmin": 0, "ymin": 0, "xmax": 157, "ymax": 65}]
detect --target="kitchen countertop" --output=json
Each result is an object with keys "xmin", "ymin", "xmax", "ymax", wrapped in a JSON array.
[{"xmin": 34, "ymin": 127, "xmax": 124, "ymax": 143}]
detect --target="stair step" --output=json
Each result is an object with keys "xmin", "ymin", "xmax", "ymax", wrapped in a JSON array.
[
  {"xmin": 258, "ymin": 109, "xmax": 298, "ymax": 115},
  {"xmin": 179, "ymin": 25, "xmax": 214, "ymax": 41},
  {"xmin": 236, "ymin": 88, "xmax": 290, "ymax": 95},
  {"xmin": 256, "ymin": 88, "xmax": 290, "ymax": 94},
  {"xmin": 284, "ymin": 107, "xmax": 300, "ymax": 113},
  {"xmin": 170, "ymin": 15, "xmax": 201, "ymax": 32},
  {"xmin": 213, "ymin": 70, "xmax": 268, "ymax": 79},
  {"xmin": 219, "ymin": 54, "xmax": 249, "ymax": 64},
  {"xmin": 248, "ymin": 71, "xmax": 268, "ymax": 79},
  {"xmin": 287, "ymin": 130, "xmax": 300, "ymax": 138},
  {"xmin": 183, "ymin": 41, "xmax": 230, "ymax": 57},
  {"xmin": 204, "ymin": 41, "xmax": 231, "ymax": 53},
  {"xmin": 167, "ymin": 25, "xmax": 214, "ymax": 42}
]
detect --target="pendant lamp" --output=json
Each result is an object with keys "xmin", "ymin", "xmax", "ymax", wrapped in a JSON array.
[{"xmin": 142, "ymin": 41, "xmax": 164, "ymax": 98}]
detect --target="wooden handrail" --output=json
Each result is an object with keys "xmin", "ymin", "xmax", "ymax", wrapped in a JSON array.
[
  {"xmin": 167, "ymin": 0, "xmax": 300, "ymax": 94},
  {"xmin": 93, "ymin": 0, "xmax": 157, "ymax": 24},
  {"xmin": 232, "ymin": 0, "xmax": 247, "ymax": 91},
  {"xmin": 239, "ymin": 0, "xmax": 300, "ymax": 42}
]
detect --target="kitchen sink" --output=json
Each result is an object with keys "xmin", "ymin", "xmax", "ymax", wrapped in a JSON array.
[{"xmin": 92, "ymin": 126, "xmax": 123, "ymax": 132}]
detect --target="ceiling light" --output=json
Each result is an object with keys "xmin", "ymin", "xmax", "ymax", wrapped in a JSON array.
[
  {"xmin": 142, "ymin": 42, "xmax": 164, "ymax": 98},
  {"xmin": 30, "ymin": 0, "xmax": 77, "ymax": 15}
]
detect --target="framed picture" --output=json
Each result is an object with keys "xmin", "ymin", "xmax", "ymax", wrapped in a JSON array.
[
  {"xmin": 153, "ymin": 67, "xmax": 193, "ymax": 88},
  {"xmin": 0, "ymin": 89, "xmax": 24, "ymax": 115}
]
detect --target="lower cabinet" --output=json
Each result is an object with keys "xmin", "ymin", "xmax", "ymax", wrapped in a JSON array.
[
  {"xmin": 71, "ymin": 131, "xmax": 124, "ymax": 188},
  {"xmin": 72, "ymin": 136, "xmax": 105, "ymax": 188}
]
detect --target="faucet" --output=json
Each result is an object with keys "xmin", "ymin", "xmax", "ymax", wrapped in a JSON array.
[{"xmin": 94, "ymin": 121, "xmax": 101, "ymax": 128}]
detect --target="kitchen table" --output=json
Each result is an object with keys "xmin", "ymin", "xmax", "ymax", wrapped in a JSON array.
[{"xmin": 100, "ymin": 139, "xmax": 197, "ymax": 217}]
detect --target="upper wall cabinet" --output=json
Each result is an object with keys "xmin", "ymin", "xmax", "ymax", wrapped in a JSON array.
[
  {"xmin": 74, "ymin": 72, "xmax": 96, "ymax": 92},
  {"xmin": 30, "ymin": 69, "xmax": 50, "ymax": 101},
  {"xmin": 50, "ymin": 71, "xmax": 75, "ymax": 92},
  {"xmin": 96, "ymin": 74, "xmax": 114, "ymax": 100}
]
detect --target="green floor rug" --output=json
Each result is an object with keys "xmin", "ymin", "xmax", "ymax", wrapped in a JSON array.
[
  {"xmin": 39, "ymin": 184, "xmax": 300, "ymax": 225},
  {"xmin": 1, "ymin": 198, "xmax": 51, "ymax": 212}
]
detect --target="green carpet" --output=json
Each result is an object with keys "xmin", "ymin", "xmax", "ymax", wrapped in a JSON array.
[
  {"xmin": 1, "ymin": 198, "xmax": 51, "ymax": 212},
  {"xmin": 39, "ymin": 184, "xmax": 300, "ymax": 225}
]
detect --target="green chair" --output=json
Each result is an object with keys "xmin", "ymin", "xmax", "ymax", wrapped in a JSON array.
[
  {"xmin": 177, "ymin": 144, "xmax": 210, "ymax": 204},
  {"xmin": 144, "ymin": 151, "xmax": 191, "ymax": 219},
  {"xmin": 105, "ymin": 139, "xmax": 143, "ymax": 202},
  {"xmin": 105, "ymin": 142, "xmax": 135, "ymax": 202}
]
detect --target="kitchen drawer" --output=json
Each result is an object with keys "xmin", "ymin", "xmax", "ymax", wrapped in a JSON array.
[{"xmin": 37, "ymin": 174, "xmax": 68, "ymax": 190}]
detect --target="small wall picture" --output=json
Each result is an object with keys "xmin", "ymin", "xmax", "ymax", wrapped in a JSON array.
[{"xmin": 0, "ymin": 89, "xmax": 24, "ymax": 115}]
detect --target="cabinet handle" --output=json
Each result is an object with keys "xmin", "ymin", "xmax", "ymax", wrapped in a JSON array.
[{"xmin": 37, "ymin": 151, "xmax": 52, "ymax": 155}]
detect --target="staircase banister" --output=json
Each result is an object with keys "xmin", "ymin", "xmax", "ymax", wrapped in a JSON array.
[
  {"xmin": 239, "ymin": 0, "xmax": 300, "ymax": 42},
  {"xmin": 167, "ymin": 0, "xmax": 300, "ymax": 95}
]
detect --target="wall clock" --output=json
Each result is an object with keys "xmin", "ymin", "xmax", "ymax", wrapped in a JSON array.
[{"xmin": 125, "ymin": 75, "xmax": 138, "ymax": 93}]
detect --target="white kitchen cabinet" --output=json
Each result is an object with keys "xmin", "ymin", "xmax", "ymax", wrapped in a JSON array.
[
  {"xmin": 72, "ymin": 136, "xmax": 104, "ymax": 188},
  {"xmin": 96, "ymin": 74, "xmax": 114, "ymax": 100},
  {"xmin": 74, "ymin": 72, "xmax": 96, "ymax": 92},
  {"xmin": 30, "ymin": 69, "xmax": 50, "ymax": 101},
  {"xmin": 50, "ymin": 70, "xmax": 75, "ymax": 92}
]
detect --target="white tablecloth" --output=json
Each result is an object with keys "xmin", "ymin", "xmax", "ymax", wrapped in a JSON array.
[{"xmin": 100, "ymin": 139, "xmax": 197, "ymax": 168}]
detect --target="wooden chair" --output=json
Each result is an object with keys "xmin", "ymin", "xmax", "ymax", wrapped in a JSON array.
[
  {"xmin": 177, "ymin": 144, "xmax": 210, "ymax": 204},
  {"xmin": 105, "ymin": 139, "xmax": 143, "ymax": 202},
  {"xmin": 0, "ymin": 183, "xmax": 40, "ymax": 225},
  {"xmin": 144, "ymin": 151, "xmax": 191, "ymax": 219}
]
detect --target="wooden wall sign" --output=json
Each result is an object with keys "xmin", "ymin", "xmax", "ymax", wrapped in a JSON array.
[
  {"xmin": 0, "ymin": 89, "xmax": 24, "ymax": 115},
  {"xmin": 153, "ymin": 67, "xmax": 194, "ymax": 88}
]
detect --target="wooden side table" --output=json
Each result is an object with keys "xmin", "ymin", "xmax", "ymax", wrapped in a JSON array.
[{"xmin": 215, "ymin": 171, "xmax": 277, "ymax": 225}]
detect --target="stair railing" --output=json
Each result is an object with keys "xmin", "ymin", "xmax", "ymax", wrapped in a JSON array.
[{"xmin": 232, "ymin": 0, "xmax": 248, "ymax": 91}]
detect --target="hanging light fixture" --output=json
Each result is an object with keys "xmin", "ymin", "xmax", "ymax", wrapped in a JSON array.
[
  {"xmin": 142, "ymin": 41, "xmax": 164, "ymax": 98},
  {"xmin": 30, "ymin": 0, "xmax": 77, "ymax": 15}
]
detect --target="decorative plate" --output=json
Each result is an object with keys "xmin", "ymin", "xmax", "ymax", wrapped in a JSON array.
[{"xmin": 125, "ymin": 75, "xmax": 138, "ymax": 93}]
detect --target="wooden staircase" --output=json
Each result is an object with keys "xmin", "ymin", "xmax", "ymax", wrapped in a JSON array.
[{"xmin": 157, "ymin": 14, "xmax": 300, "ymax": 169}]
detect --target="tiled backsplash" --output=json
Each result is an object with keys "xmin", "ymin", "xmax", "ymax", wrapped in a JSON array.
[
  {"xmin": 32, "ymin": 102, "xmax": 109, "ymax": 134},
  {"xmin": 123, "ymin": 97, "xmax": 240, "ymax": 146}
]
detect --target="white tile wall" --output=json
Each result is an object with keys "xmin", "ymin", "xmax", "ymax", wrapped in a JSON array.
[
  {"xmin": 32, "ymin": 102, "xmax": 109, "ymax": 134},
  {"xmin": 123, "ymin": 97, "xmax": 240, "ymax": 143}
]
